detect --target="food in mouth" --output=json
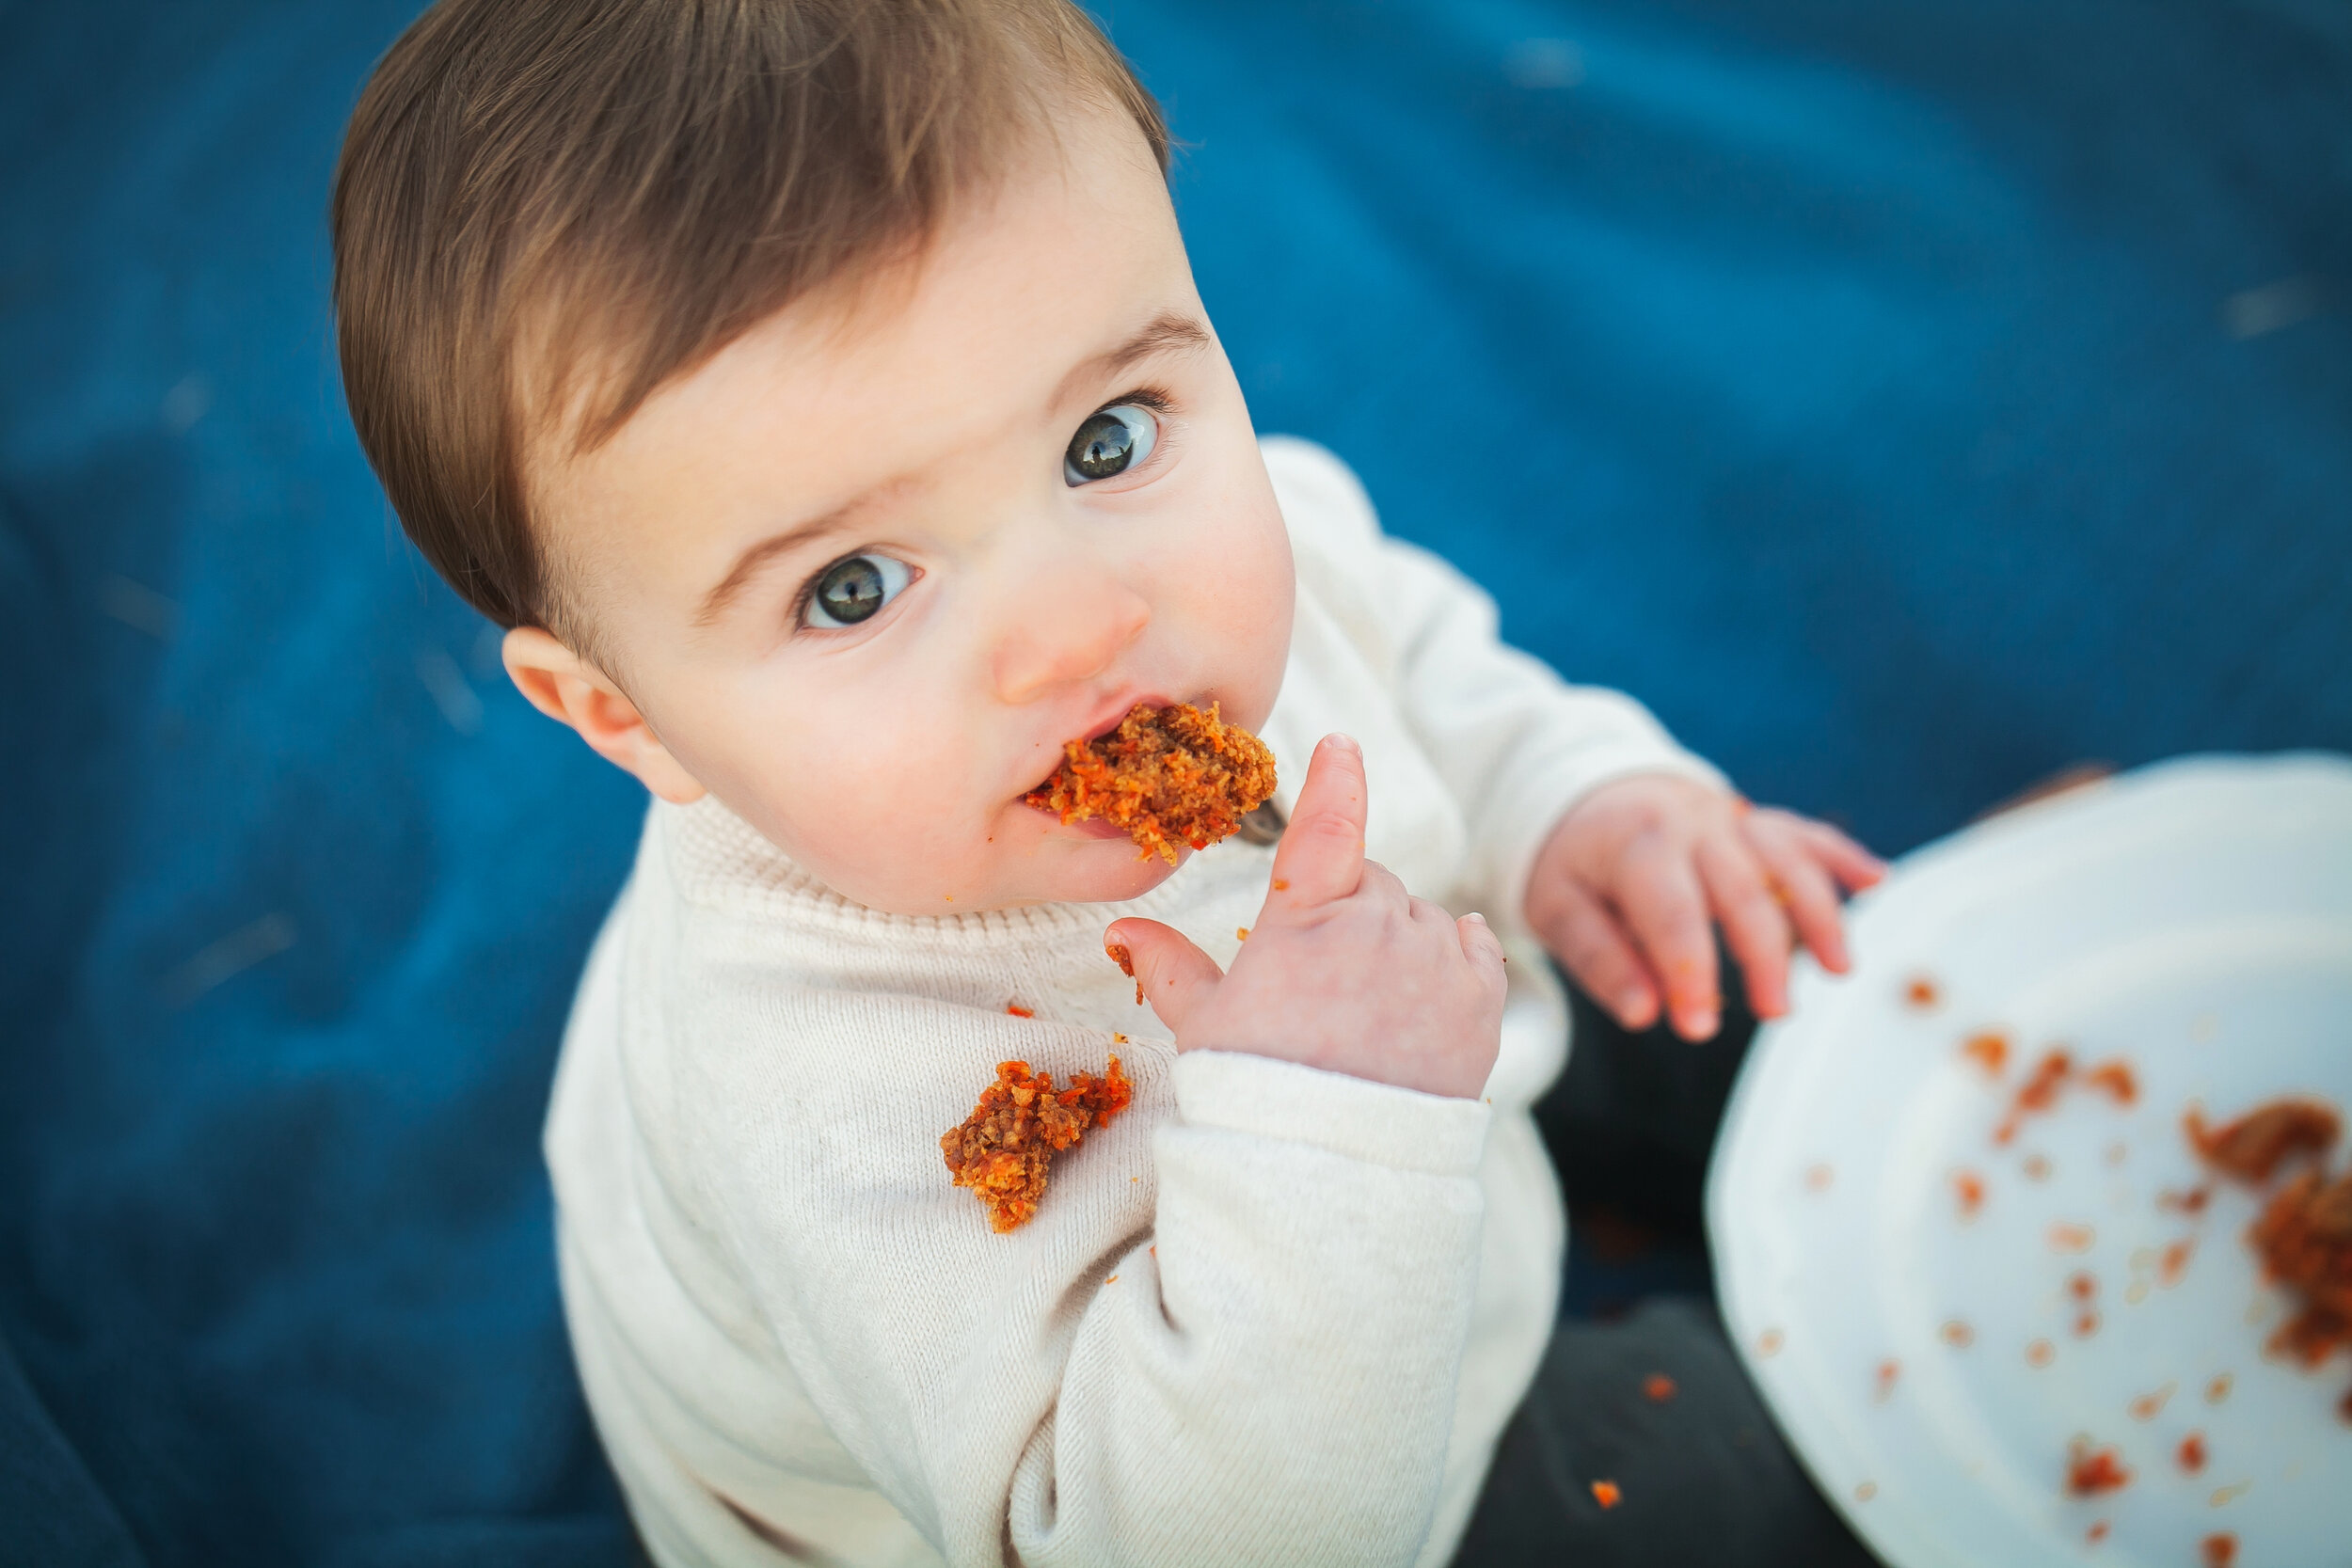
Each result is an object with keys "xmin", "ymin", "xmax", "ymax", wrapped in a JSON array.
[
  {"xmin": 1026, "ymin": 702, "xmax": 1279, "ymax": 865},
  {"xmin": 942, "ymin": 1057, "xmax": 1133, "ymax": 1233}
]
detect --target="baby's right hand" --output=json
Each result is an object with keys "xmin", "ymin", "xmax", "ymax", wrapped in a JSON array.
[{"xmin": 1105, "ymin": 735, "xmax": 1506, "ymax": 1101}]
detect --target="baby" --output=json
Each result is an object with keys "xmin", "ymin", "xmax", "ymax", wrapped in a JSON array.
[{"xmin": 333, "ymin": 2, "xmax": 1883, "ymax": 1564}]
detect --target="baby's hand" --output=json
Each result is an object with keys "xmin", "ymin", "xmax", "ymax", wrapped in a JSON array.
[
  {"xmin": 1106, "ymin": 735, "xmax": 1506, "ymax": 1100},
  {"xmin": 1524, "ymin": 775, "xmax": 1885, "ymax": 1040}
]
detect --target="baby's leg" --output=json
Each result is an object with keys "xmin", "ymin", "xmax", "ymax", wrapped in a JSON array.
[{"xmin": 1452, "ymin": 1296, "xmax": 1881, "ymax": 1567}]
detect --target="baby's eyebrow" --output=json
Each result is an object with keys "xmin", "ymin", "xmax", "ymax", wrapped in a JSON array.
[
  {"xmin": 694, "ymin": 509, "xmax": 862, "ymax": 626},
  {"xmin": 1052, "ymin": 311, "xmax": 1210, "ymax": 409}
]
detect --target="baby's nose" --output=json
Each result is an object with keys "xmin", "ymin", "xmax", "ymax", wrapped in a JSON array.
[{"xmin": 990, "ymin": 569, "xmax": 1151, "ymax": 704}]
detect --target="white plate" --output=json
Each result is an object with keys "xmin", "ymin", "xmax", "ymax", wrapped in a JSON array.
[{"xmin": 1708, "ymin": 753, "xmax": 2352, "ymax": 1568}]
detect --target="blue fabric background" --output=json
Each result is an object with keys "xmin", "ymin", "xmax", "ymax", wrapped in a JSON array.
[{"xmin": 1, "ymin": 1, "xmax": 2344, "ymax": 1560}]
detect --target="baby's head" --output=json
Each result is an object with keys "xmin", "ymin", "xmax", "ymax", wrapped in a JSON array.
[{"xmin": 334, "ymin": 0, "xmax": 1295, "ymax": 914}]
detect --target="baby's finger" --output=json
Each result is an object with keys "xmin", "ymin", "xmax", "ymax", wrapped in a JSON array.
[
  {"xmin": 1695, "ymin": 832, "xmax": 1793, "ymax": 1020},
  {"xmin": 1532, "ymin": 877, "xmax": 1660, "ymax": 1030},
  {"xmin": 1266, "ymin": 734, "xmax": 1368, "ymax": 909},
  {"xmin": 1794, "ymin": 816, "xmax": 1886, "ymax": 892},
  {"xmin": 1745, "ymin": 814, "xmax": 1851, "ymax": 974},
  {"xmin": 1103, "ymin": 919, "xmax": 1222, "ymax": 1036},
  {"xmin": 1454, "ymin": 911, "xmax": 1509, "ymax": 997},
  {"xmin": 1617, "ymin": 833, "xmax": 1720, "ymax": 1040}
]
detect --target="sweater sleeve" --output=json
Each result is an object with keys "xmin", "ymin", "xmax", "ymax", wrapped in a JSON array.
[
  {"xmin": 1262, "ymin": 437, "xmax": 1728, "ymax": 934},
  {"xmin": 677, "ymin": 972, "xmax": 1493, "ymax": 1568}
]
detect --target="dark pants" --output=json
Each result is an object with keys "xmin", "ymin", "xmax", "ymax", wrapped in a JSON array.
[{"xmin": 1454, "ymin": 966, "xmax": 1883, "ymax": 1568}]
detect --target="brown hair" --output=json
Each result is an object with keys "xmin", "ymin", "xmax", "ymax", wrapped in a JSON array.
[{"xmin": 332, "ymin": 0, "xmax": 1167, "ymax": 651}]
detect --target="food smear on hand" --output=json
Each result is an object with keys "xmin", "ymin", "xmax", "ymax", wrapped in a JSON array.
[
  {"xmin": 942, "ymin": 1057, "xmax": 1133, "ymax": 1232},
  {"xmin": 2065, "ymin": 1440, "xmax": 2132, "ymax": 1497},
  {"xmin": 1027, "ymin": 703, "xmax": 1278, "ymax": 865}
]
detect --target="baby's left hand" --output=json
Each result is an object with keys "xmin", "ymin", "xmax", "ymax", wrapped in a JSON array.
[{"xmin": 1523, "ymin": 774, "xmax": 1885, "ymax": 1040}]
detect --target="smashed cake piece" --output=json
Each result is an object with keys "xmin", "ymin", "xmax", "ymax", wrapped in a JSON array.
[
  {"xmin": 1026, "ymin": 703, "xmax": 1278, "ymax": 865},
  {"xmin": 941, "ymin": 1057, "xmax": 1134, "ymax": 1233},
  {"xmin": 2250, "ymin": 1165, "xmax": 2352, "ymax": 1364},
  {"xmin": 2187, "ymin": 1097, "xmax": 2341, "ymax": 1184}
]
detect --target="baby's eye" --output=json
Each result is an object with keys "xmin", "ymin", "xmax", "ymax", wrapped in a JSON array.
[
  {"xmin": 802, "ymin": 552, "xmax": 912, "ymax": 628},
  {"xmin": 1064, "ymin": 403, "xmax": 1159, "ymax": 485}
]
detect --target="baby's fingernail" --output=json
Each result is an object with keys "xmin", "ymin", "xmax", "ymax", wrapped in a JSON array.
[
  {"xmin": 1619, "ymin": 991, "xmax": 1650, "ymax": 1022},
  {"xmin": 1684, "ymin": 1008, "xmax": 1720, "ymax": 1040},
  {"xmin": 1464, "ymin": 911, "xmax": 1488, "ymax": 926},
  {"xmin": 1325, "ymin": 733, "xmax": 1360, "ymax": 755}
]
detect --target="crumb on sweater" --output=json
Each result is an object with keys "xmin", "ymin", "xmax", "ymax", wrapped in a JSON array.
[
  {"xmin": 941, "ymin": 1057, "xmax": 1134, "ymax": 1232},
  {"xmin": 1026, "ymin": 703, "xmax": 1278, "ymax": 864},
  {"xmin": 1589, "ymin": 1480, "xmax": 1620, "ymax": 1510}
]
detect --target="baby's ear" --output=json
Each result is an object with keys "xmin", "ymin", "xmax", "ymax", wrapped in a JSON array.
[{"xmin": 501, "ymin": 626, "xmax": 707, "ymax": 805}]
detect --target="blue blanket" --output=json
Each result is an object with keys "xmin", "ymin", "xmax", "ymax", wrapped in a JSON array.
[{"xmin": 1, "ymin": 1, "xmax": 2344, "ymax": 1560}]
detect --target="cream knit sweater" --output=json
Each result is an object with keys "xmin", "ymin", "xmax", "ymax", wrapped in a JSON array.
[{"xmin": 547, "ymin": 438, "xmax": 1724, "ymax": 1568}]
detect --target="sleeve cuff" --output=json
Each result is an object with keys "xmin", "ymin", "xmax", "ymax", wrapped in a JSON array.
[{"xmin": 1172, "ymin": 1051, "xmax": 1493, "ymax": 1177}]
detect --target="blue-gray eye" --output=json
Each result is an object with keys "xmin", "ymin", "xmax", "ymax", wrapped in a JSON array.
[
  {"xmin": 1065, "ymin": 404, "xmax": 1159, "ymax": 484},
  {"xmin": 803, "ymin": 553, "xmax": 912, "ymax": 628}
]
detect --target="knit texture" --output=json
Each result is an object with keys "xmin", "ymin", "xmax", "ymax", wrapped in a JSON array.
[{"xmin": 546, "ymin": 438, "xmax": 1722, "ymax": 1567}]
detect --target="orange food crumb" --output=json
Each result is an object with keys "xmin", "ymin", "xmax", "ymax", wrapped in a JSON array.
[
  {"xmin": 1941, "ymin": 1319, "xmax": 1974, "ymax": 1348},
  {"xmin": 1027, "ymin": 703, "xmax": 1278, "ymax": 864},
  {"xmin": 2067, "ymin": 1271, "xmax": 2098, "ymax": 1302},
  {"xmin": 1873, "ymin": 1360, "xmax": 1899, "ymax": 1402},
  {"xmin": 1104, "ymin": 940, "xmax": 1142, "ymax": 1005},
  {"xmin": 2049, "ymin": 1222, "xmax": 2095, "ymax": 1254},
  {"xmin": 1806, "ymin": 1163, "xmax": 1835, "ymax": 1192},
  {"xmin": 2086, "ymin": 1520, "xmax": 2110, "ymax": 1544},
  {"xmin": 1962, "ymin": 1030, "xmax": 2010, "ymax": 1076},
  {"xmin": 1643, "ymin": 1373, "xmax": 1677, "ymax": 1402},
  {"xmin": 1590, "ymin": 1480, "xmax": 1621, "ymax": 1510},
  {"xmin": 2159, "ymin": 1238, "xmax": 2196, "ymax": 1288},
  {"xmin": 1006, "ymin": 1004, "xmax": 1035, "ymax": 1018},
  {"xmin": 2084, "ymin": 1059, "xmax": 2138, "ymax": 1106},
  {"xmin": 1756, "ymin": 1328, "xmax": 1784, "ymax": 1356},
  {"xmin": 1953, "ymin": 1169, "xmax": 1985, "ymax": 1219},
  {"xmin": 2026, "ymin": 1338, "xmax": 2055, "ymax": 1368},
  {"xmin": 941, "ymin": 1057, "xmax": 1135, "ymax": 1232},
  {"xmin": 1904, "ymin": 975, "xmax": 1941, "ymax": 1009},
  {"xmin": 2205, "ymin": 1373, "xmax": 2232, "ymax": 1404},
  {"xmin": 2074, "ymin": 1310, "xmax": 2101, "ymax": 1338},
  {"xmin": 2160, "ymin": 1185, "xmax": 2214, "ymax": 1217},
  {"xmin": 2251, "ymin": 1166, "xmax": 2352, "ymax": 1364},
  {"xmin": 1271, "ymin": 878, "xmax": 1289, "ymax": 892},
  {"xmin": 2023, "ymin": 1153, "xmax": 2053, "ymax": 1180},
  {"xmin": 1852, "ymin": 1481, "xmax": 1877, "ymax": 1502},
  {"xmin": 1995, "ymin": 1049, "xmax": 2074, "ymax": 1145},
  {"xmin": 2202, "ymin": 1532, "xmax": 2237, "ymax": 1568},
  {"xmin": 2127, "ymin": 1382, "xmax": 2173, "ymax": 1421},
  {"xmin": 2178, "ymin": 1432, "xmax": 2207, "ymax": 1474},
  {"xmin": 2065, "ymin": 1440, "xmax": 2133, "ymax": 1497},
  {"xmin": 1235, "ymin": 927, "xmax": 1249, "ymax": 942},
  {"xmin": 2186, "ymin": 1098, "xmax": 2341, "ymax": 1183}
]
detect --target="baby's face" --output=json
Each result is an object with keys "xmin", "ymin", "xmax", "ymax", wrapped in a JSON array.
[{"xmin": 527, "ymin": 108, "xmax": 1295, "ymax": 913}]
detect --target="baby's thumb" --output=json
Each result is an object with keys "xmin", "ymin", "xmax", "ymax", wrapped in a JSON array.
[{"xmin": 1104, "ymin": 919, "xmax": 1222, "ymax": 1037}]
